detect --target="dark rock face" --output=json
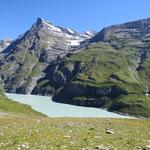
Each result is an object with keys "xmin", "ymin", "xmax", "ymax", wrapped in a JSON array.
[
  {"xmin": 52, "ymin": 71, "xmax": 66, "ymax": 87},
  {"xmin": 53, "ymin": 83, "xmax": 127, "ymax": 107},
  {"xmin": 136, "ymin": 48, "xmax": 148, "ymax": 70}
]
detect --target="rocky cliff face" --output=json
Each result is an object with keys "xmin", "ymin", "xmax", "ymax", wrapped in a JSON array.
[{"xmin": 0, "ymin": 18, "xmax": 95, "ymax": 94}]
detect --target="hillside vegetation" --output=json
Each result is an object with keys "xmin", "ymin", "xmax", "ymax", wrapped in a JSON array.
[
  {"xmin": 36, "ymin": 42, "xmax": 150, "ymax": 117},
  {"xmin": 0, "ymin": 91, "xmax": 44, "ymax": 116}
]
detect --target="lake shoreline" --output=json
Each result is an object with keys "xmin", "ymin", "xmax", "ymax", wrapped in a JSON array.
[{"xmin": 5, "ymin": 93, "xmax": 135, "ymax": 119}]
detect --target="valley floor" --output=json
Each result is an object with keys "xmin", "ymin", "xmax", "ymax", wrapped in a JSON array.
[{"xmin": 0, "ymin": 114, "xmax": 150, "ymax": 150}]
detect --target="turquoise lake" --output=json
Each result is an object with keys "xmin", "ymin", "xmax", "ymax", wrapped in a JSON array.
[{"xmin": 5, "ymin": 93, "xmax": 133, "ymax": 118}]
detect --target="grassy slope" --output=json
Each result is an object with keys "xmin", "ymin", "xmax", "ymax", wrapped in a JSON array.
[
  {"xmin": 0, "ymin": 115, "xmax": 149, "ymax": 150},
  {"xmin": 66, "ymin": 43, "xmax": 141, "ymax": 89},
  {"xmin": 138, "ymin": 50, "xmax": 150, "ymax": 87},
  {"xmin": 50, "ymin": 42, "xmax": 150, "ymax": 117},
  {"xmin": 0, "ymin": 92, "xmax": 44, "ymax": 116}
]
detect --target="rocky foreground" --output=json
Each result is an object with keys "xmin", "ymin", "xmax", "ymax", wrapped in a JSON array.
[{"xmin": 0, "ymin": 114, "xmax": 150, "ymax": 150}]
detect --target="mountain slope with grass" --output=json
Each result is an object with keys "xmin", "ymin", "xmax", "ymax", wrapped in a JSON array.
[{"xmin": 34, "ymin": 18, "xmax": 150, "ymax": 117}]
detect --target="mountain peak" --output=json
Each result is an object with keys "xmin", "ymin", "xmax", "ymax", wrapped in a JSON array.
[
  {"xmin": 35, "ymin": 18, "xmax": 62, "ymax": 33},
  {"xmin": 36, "ymin": 17, "xmax": 53, "ymax": 26},
  {"xmin": 36, "ymin": 17, "xmax": 43, "ymax": 25},
  {"xmin": 36, "ymin": 18, "xmax": 49, "ymax": 26}
]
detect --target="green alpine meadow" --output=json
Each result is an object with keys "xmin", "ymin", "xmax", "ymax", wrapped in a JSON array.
[{"xmin": 0, "ymin": 115, "xmax": 150, "ymax": 150}]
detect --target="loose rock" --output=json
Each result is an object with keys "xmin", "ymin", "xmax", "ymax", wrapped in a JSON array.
[
  {"xmin": 105, "ymin": 129, "xmax": 114, "ymax": 134},
  {"xmin": 144, "ymin": 145, "xmax": 150, "ymax": 150}
]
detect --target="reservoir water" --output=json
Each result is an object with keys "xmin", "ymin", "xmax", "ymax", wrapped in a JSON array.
[{"xmin": 5, "ymin": 93, "xmax": 133, "ymax": 118}]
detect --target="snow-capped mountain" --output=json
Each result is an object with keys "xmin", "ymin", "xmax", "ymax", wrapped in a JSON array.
[{"xmin": 0, "ymin": 18, "xmax": 95, "ymax": 94}]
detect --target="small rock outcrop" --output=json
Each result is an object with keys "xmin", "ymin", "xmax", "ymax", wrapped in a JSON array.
[{"xmin": 105, "ymin": 129, "xmax": 114, "ymax": 134}]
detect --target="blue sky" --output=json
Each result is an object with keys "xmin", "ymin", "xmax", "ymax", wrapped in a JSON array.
[{"xmin": 0, "ymin": 0, "xmax": 150, "ymax": 39}]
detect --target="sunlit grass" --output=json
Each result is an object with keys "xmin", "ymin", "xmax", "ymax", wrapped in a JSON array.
[{"xmin": 0, "ymin": 115, "xmax": 149, "ymax": 150}]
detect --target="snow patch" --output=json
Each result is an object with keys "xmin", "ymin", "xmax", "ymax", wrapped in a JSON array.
[
  {"xmin": 85, "ymin": 31, "xmax": 94, "ymax": 36},
  {"xmin": 64, "ymin": 34, "xmax": 73, "ymax": 38},
  {"xmin": 67, "ymin": 28, "xmax": 75, "ymax": 34},
  {"xmin": 43, "ymin": 20, "xmax": 61, "ymax": 32},
  {"xmin": 82, "ymin": 34, "xmax": 91, "ymax": 38},
  {"xmin": 5, "ymin": 43, "xmax": 10, "ymax": 46},
  {"xmin": 70, "ymin": 40, "xmax": 80, "ymax": 46}
]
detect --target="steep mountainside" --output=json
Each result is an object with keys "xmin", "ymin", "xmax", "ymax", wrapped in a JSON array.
[
  {"xmin": 1, "ymin": 17, "xmax": 150, "ymax": 117},
  {"xmin": 0, "ymin": 18, "xmax": 95, "ymax": 94},
  {"xmin": 33, "ymin": 18, "xmax": 150, "ymax": 117}
]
